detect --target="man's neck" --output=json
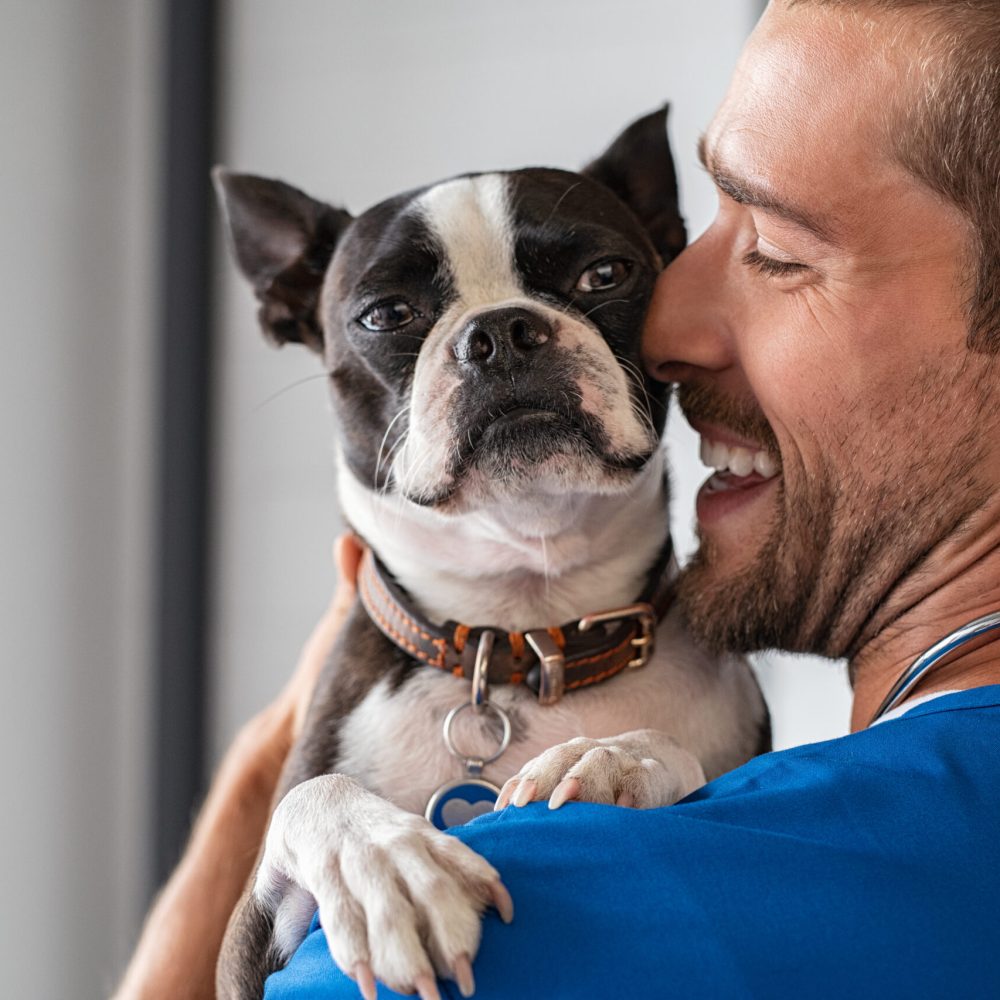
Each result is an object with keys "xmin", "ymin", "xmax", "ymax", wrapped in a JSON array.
[{"xmin": 849, "ymin": 505, "xmax": 1000, "ymax": 730}]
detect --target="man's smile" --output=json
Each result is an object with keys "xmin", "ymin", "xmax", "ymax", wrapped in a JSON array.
[{"xmin": 688, "ymin": 418, "xmax": 782, "ymax": 527}]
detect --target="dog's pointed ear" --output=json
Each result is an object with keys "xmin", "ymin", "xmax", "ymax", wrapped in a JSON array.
[
  {"xmin": 213, "ymin": 168, "xmax": 353, "ymax": 352},
  {"xmin": 582, "ymin": 105, "xmax": 687, "ymax": 264}
]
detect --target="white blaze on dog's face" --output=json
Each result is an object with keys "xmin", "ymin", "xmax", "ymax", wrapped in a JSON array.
[{"xmin": 321, "ymin": 166, "xmax": 670, "ymax": 517}]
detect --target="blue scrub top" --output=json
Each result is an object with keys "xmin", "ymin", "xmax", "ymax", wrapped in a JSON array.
[{"xmin": 264, "ymin": 686, "xmax": 1000, "ymax": 999}]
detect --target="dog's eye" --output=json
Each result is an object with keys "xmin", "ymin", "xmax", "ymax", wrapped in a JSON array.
[
  {"xmin": 576, "ymin": 259, "xmax": 632, "ymax": 292},
  {"xmin": 358, "ymin": 300, "xmax": 417, "ymax": 332}
]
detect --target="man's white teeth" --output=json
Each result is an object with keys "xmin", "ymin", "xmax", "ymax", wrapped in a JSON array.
[{"xmin": 699, "ymin": 438, "xmax": 780, "ymax": 479}]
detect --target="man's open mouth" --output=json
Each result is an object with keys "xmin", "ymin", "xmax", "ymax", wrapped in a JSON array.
[{"xmin": 693, "ymin": 430, "xmax": 782, "ymax": 525}]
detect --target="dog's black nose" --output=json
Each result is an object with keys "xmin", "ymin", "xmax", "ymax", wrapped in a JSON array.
[{"xmin": 453, "ymin": 307, "xmax": 553, "ymax": 371}]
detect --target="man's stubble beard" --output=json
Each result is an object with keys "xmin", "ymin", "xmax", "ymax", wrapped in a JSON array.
[
  {"xmin": 675, "ymin": 361, "xmax": 994, "ymax": 662},
  {"xmin": 678, "ymin": 455, "xmax": 839, "ymax": 658}
]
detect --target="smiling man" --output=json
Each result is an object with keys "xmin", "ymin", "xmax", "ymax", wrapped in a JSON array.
[
  {"xmin": 658, "ymin": 0, "xmax": 1000, "ymax": 733},
  {"xmin": 116, "ymin": 2, "xmax": 1000, "ymax": 998}
]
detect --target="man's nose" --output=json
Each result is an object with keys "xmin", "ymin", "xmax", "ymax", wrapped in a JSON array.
[{"xmin": 641, "ymin": 231, "xmax": 734, "ymax": 382}]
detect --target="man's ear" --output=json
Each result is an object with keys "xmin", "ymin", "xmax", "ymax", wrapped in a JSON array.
[
  {"xmin": 212, "ymin": 168, "xmax": 353, "ymax": 352},
  {"xmin": 582, "ymin": 105, "xmax": 687, "ymax": 264}
]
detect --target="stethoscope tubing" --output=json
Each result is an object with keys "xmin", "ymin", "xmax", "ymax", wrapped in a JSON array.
[{"xmin": 870, "ymin": 610, "xmax": 1000, "ymax": 724}]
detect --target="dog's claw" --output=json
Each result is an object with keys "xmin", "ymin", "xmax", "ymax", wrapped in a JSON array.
[
  {"xmin": 512, "ymin": 779, "xmax": 536, "ymax": 807},
  {"xmin": 353, "ymin": 961, "xmax": 377, "ymax": 1000},
  {"xmin": 494, "ymin": 779, "xmax": 516, "ymax": 811},
  {"xmin": 548, "ymin": 777, "xmax": 581, "ymax": 810},
  {"xmin": 415, "ymin": 972, "xmax": 442, "ymax": 1000},
  {"xmin": 616, "ymin": 790, "xmax": 636, "ymax": 808},
  {"xmin": 453, "ymin": 954, "xmax": 475, "ymax": 997},
  {"xmin": 489, "ymin": 879, "xmax": 514, "ymax": 923}
]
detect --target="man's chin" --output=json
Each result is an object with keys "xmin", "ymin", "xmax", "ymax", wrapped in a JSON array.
[{"xmin": 675, "ymin": 534, "xmax": 792, "ymax": 655}]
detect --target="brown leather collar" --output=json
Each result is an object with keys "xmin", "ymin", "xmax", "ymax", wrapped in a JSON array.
[{"xmin": 357, "ymin": 540, "xmax": 677, "ymax": 705}]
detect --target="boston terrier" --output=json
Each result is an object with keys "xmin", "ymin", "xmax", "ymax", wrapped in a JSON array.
[{"xmin": 213, "ymin": 108, "xmax": 769, "ymax": 1000}]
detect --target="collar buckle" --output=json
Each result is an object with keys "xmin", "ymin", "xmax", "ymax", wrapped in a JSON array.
[
  {"xmin": 578, "ymin": 602, "xmax": 657, "ymax": 669},
  {"xmin": 524, "ymin": 630, "xmax": 566, "ymax": 706}
]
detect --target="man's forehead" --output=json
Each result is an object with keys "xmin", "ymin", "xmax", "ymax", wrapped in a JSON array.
[
  {"xmin": 700, "ymin": 2, "xmax": 913, "ymax": 241},
  {"xmin": 697, "ymin": 134, "xmax": 842, "ymax": 246}
]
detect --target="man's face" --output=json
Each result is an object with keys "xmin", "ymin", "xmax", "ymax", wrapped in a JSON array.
[{"xmin": 643, "ymin": 2, "xmax": 998, "ymax": 658}]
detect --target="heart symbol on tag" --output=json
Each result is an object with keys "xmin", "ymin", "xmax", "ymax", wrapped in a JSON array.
[{"xmin": 441, "ymin": 797, "xmax": 495, "ymax": 828}]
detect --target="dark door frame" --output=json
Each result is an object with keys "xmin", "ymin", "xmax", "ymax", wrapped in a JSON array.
[{"xmin": 152, "ymin": 0, "xmax": 219, "ymax": 892}]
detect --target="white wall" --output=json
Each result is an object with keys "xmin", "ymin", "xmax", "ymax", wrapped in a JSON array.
[
  {"xmin": 210, "ymin": 0, "xmax": 851, "ymax": 761},
  {"xmin": 0, "ymin": 1, "xmax": 158, "ymax": 997}
]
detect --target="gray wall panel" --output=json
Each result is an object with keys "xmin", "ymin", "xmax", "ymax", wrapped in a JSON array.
[{"xmin": 0, "ymin": 1, "xmax": 158, "ymax": 995}]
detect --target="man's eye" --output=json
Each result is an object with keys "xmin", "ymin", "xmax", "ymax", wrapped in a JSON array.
[
  {"xmin": 358, "ymin": 300, "xmax": 417, "ymax": 332},
  {"xmin": 576, "ymin": 259, "xmax": 632, "ymax": 292},
  {"xmin": 742, "ymin": 249, "xmax": 810, "ymax": 278}
]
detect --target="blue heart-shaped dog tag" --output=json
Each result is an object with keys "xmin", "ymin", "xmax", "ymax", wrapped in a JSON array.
[{"xmin": 425, "ymin": 778, "xmax": 499, "ymax": 831}]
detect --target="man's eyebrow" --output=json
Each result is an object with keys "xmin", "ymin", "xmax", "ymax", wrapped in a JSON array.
[{"xmin": 697, "ymin": 135, "xmax": 840, "ymax": 245}]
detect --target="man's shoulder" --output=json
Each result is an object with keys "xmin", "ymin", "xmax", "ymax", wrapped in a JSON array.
[
  {"xmin": 469, "ymin": 683, "xmax": 1000, "ymax": 848},
  {"xmin": 687, "ymin": 683, "xmax": 1000, "ymax": 808}
]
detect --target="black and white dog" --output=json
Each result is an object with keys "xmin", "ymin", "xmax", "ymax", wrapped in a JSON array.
[{"xmin": 214, "ymin": 108, "xmax": 769, "ymax": 999}]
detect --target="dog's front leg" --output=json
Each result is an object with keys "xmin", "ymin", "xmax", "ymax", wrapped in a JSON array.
[
  {"xmin": 224, "ymin": 773, "xmax": 513, "ymax": 999},
  {"xmin": 496, "ymin": 730, "xmax": 707, "ymax": 811},
  {"xmin": 217, "ymin": 875, "xmax": 304, "ymax": 1000}
]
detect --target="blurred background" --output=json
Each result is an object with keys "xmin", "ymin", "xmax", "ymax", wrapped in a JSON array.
[{"xmin": 2, "ymin": 1, "xmax": 850, "ymax": 996}]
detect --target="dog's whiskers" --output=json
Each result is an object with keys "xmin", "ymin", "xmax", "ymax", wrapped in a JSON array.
[
  {"xmin": 371, "ymin": 433, "xmax": 411, "ymax": 539},
  {"xmin": 390, "ymin": 439, "xmax": 438, "ymax": 529},
  {"xmin": 374, "ymin": 406, "xmax": 411, "ymax": 492},
  {"xmin": 539, "ymin": 181, "xmax": 583, "ymax": 230},
  {"xmin": 252, "ymin": 372, "xmax": 330, "ymax": 411},
  {"xmin": 618, "ymin": 357, "xmax": 658, "ymax": 442},
  {"xmin": 377, "ymin": 431, "xmax": 409, "ymax": 492},
  {"xmin": 618, "ymin": 355, "xmax": 651, "ymax": 391},
  {"xmin": 582, "ymin": 298, "xmax": 631, "ymax": 320}
]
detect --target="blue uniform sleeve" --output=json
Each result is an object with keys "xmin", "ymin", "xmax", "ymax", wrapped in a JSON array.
[{"xmin": 264, "ymin": 692, "xmax": 1000, "ymax": 999}]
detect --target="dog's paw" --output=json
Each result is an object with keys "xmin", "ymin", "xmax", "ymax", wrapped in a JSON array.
[
  {"xmin": 256, "ymin": 774, "xmax": 513, "ymax": 1000},
  {"xmin": 496, "ymin": 729, "xmax": 706, "ymax": 811}
]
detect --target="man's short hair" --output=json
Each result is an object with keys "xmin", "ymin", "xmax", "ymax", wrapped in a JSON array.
[{"xmin": 788, "ymin": 0, "xmax": 1000, "ymax": 352}]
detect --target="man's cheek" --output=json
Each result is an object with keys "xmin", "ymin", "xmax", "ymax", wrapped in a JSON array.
[
  {"xmin": 754, "ymin": 296, "xmax": 892, "ymax": 400},
  {"xmin": 746, "ymin": 373, "xmax": 852, "ymax": 484}
]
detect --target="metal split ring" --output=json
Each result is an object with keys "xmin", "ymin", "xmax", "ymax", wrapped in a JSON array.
[{"xmin": 442, "ymin": 700, "xmax": 512, "ymax": 768}]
